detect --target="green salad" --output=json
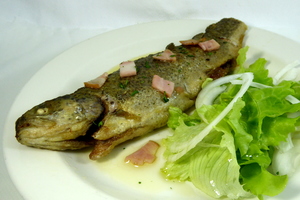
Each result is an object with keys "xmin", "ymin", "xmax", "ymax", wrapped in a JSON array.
[{"xmin": 161, "ymin": 46, "xmax": 300, "ymax": 199}]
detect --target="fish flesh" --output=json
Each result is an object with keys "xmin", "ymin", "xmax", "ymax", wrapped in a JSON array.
[{"xmin": 15, "ymin": 18, "xmax": 247, "ymax": 160}]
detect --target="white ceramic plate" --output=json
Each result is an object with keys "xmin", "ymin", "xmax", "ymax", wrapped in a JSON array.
[{"xmin": 3, "ymin": 19, "xmax": 300, "ymax": 200}]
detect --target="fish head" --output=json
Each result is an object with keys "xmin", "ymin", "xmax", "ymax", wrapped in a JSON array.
[{"xmin": 15, "ymin": 93, "xmax": 103, "ymax": 150}]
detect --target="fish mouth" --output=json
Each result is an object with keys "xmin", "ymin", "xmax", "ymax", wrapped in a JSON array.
[
  {"xmin": 16, "ymin": 135, "xmax": 96, "ymax": 150},
  {"xmin": 15, "ymin": 126, "xmax": 97, "ymax": 151}
]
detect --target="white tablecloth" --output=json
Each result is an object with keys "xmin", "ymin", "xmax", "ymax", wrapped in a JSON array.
[{"xmin": 1, "ymin": 1, "xmax": 300, "ymax": 199}]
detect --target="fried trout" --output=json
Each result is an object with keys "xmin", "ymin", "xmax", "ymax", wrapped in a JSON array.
[{"xmin": 15, "ymin": 18, "xmax": 247, "ymax": 160}]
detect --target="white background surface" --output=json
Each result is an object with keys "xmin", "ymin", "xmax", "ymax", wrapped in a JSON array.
[{"xmin": 1, "ymin": 1, "xmax": 300, "ymax": 199}]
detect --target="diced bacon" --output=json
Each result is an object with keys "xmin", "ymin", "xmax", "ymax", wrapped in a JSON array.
[
  {"xmin": 151, "ymin": 75, "xmax": 175, "ymax": 97},
  {"xmin": 153, "ymin": 49, "xmax": 176, "ymax": 62},
  {"xmin": 120, "ymin": 61, "xmax": 136, "ymax": 77},
  {"xmin": 198, "ymin": 39, "xmax": 220, "ymax": 51},
  {"xmin": 179, "ymin": 39, "xmax": 199, "ymax": 45},
  {"xmin": 84, "ymin": 72, "xmax": 108, "ymax": 89},
  {"xmin": 125, "ymin": 140, "xmax": 160, "ymax": 166}
]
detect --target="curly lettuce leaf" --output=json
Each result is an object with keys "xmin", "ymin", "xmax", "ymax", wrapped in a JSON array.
[
  {"xmin": 161, "ymin": 46, "xmax": 300, "ymax": 199},
  {"xmin": 162, "ymin": 106, "xmax": 253, "ymax": 199},
  {"xmin": 241, "ymin": 163, "xmax": 288, "ymax": 199}
]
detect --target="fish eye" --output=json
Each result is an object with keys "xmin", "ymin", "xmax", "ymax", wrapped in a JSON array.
[{"xmin": 36, "ymin": 108, "xmax": 49, "ymax": 115}]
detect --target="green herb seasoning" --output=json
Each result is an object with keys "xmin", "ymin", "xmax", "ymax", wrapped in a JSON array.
[
  {"xmin": 98, "ymin": 121, "xmax": 103, "ymax": 127},
  {"xmin": 131, "ymin": 90, "xmax": 139, "ymax": 96},
  {"xmin": 178, "ymin": 46, "xmax": 188, "ymax": 54},
  {"xmin": 163, "ymin": 92, "xmax": 169, "ymax": 103},
  {"xmin": 136, "ymin": 66, "xmax": 140, "ymax": 73},
  {"xmin": 119, "ymin": 80, "xmax": 129, "ymax": 89},
  {"xmin": 93, "ymin": 121, "xmax": 103, "ymax": 127},
  {"xmin": 145, "ymin": 61, "xmax": 151, "ymax": 68}
]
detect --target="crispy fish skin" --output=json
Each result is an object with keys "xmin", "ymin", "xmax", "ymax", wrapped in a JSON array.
[
  {"xmin": 89, "ymin": 18, "xmax": 247, "ymax": 159},
  {"xmin": 15, "ymin": 18, "xmax": 247, "ymax": 160}
]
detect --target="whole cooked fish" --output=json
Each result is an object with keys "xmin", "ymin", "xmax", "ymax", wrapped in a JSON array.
[{"xmin": 15, "ymin": 18, "xmax": 247, "ymax": 160}]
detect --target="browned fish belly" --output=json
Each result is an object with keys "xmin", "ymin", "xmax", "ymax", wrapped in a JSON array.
[{"xmin": 15, "ymin": 18, "xmax": 247, "ymax": 160}]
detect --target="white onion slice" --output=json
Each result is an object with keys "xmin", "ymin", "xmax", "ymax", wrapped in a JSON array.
[
  {"xmin": 169, "ymin": 73, "xmax": 254, "ymax": 162},
  {"xmin": 273, "ymin": 60, "xmax": 300, "ymax": 84}
]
